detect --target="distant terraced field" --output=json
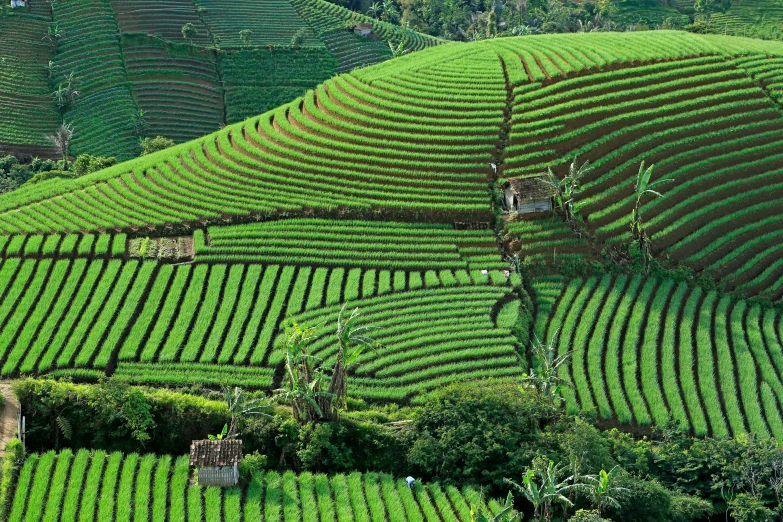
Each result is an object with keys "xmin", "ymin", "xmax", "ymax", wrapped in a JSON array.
[{"xmin": 0, "ymin": 0, "xmax": 439, "ymax": 159}]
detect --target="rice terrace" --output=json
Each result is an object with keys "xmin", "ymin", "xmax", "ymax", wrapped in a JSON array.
[{"xmin": 4, "ymin": 0, "xmax": 783, "ymax": 516}]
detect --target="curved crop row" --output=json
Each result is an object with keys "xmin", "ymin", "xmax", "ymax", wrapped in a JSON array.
[
  {"xmin": 9, "ymin": 450, "xmax": 493, "ymax": 522},
  {"xmin": 288, "ymin": 282, "xmax": 523, "ymax": 403},
  {"xmin": 2, "ymin": 32, "xmax": 783, "ymax": 233},
  {"xmin": 198, "ymin": 219, "xmax": 506, "ymax": 270},
  {"xmin": 0, "ymin": 252, "xmax": 515, "ymax": 396},
  {"xmin": 538, "ymin": 274, "xmax": 783, "ymax": 438}
]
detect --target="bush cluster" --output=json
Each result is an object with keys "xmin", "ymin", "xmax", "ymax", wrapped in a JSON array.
[{"xmin": 19, "ymin": 377, "xmax": 783, "ymax": 520}]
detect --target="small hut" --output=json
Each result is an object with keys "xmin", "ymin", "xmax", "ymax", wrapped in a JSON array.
[
  {"xmin": 10, "ymin": 0, "xmax": 27, "ymax": 7},
  {"xmin": 189, "ymin": 439, "xmax": 243, "ymax": 487},
  {"xmin": 503, "ymin": 176, "xmax": 554, "ymax": 214},
  {"xmin": 353, "ymin": 22, "xmax": 374, "ymax": 36}
]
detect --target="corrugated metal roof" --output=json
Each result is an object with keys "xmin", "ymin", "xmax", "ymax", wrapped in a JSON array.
[
  {"xmin": 506, "ymin": 176, "xmax": 555, "ymax": 200},
  {"xmin": 189, "ymin": 439, "xmax": 243, "ymax": 467}
]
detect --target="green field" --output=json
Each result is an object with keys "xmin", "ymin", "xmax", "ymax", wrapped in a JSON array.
[
  {"xmin": 8, "ymin": 451, "xmax": 492, "ymax": 522},
  {"xmin": 2, "ymin": 26, "xmax": 783, "ymax": 521}
]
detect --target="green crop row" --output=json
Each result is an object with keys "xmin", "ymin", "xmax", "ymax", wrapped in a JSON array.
[
  {"xmin": 200, "ymin": 219, "xmax": 501, "ymax": 270},
  {"xmin": 10, "ymin": 451, "xmax": 496, "ymax": 522},
  {"xmin": 284, "ymin": 284, "xmax": 522, "ymax": 401},
  {"xmin": 539, "ymin": 274, "xmax": 783, "ymax": 438},
  {"xmin": 0, "ymin": 233, "xmax": 125, "ymax": 258}
]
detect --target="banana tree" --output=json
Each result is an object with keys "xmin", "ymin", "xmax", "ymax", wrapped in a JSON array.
[
  {"xmin": 630, "ymin": 161, "xmax": 671, "ymax": 270},
  {"xmin": 574, "ymin": 466, "xmax": 628, "ymax": 517},
  {"xmin": 322, "ymin": 304, "xmax": 380, "ymax": 419},
  {"xmin": 542, "ymin": 156, "xmax": 593, "ymax": 224},
  {"xmin": 366, "ymin": 2, "xmax": 382, "ymax": 18},
  {"xmin": 471, "ymin": 492, "xmax": 522, "ymax": 522},
  {"xmin": 224, "ymin": 385, "xmax": 272, "ymax": 438},
  {"xmin": 507, "ymin": 459, "xmax": 575, "ymax": 522},
  {"xmin": 520, "ymin": 329, "xmax": 575, "ymax": 406},
  {"xmin": 274, "ymin": 321, "xmax": 334, "ymax": 424}
]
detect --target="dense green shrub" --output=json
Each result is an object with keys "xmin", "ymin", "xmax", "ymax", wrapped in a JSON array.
[
  {"xmin": 140, "ymin": 136, "xmax": 176, "ymax": 156},
  {"xmin": 14, "ymin": 378, "xmax": 410, "ymax": 476},
  {"xmin": 568, "ymin": 510, "xmax": 610, "ymax": 522},
  {"xmin": 23, "ymin": 170, "xmax": 74, "ymax": 185},
  {"xmin": 72, "ymin": 154, "xmax": 117, "ymax": 176},
  {"xmin": 14, "ymin": 379, "xmax": 227, "ymax": 454},
  {"xmin": 0, "ymin": 156, "xmax": 60, "ymax": 194},
  {"xmin": 408, "ymin": 380, "xmax": 558, "ymax": 492}
]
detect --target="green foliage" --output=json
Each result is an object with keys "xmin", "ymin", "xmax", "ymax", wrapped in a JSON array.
[
  {"xmin": 409, "ymin": 381, "xmax": 558, "ymax": 493},
  {"xmin": 728, "ymin": 493, "xmax": 776, "ymax": 522},
  {"xmin": 181, "ymin": 22, "xmax": 197, "ymax": 43},
  {"xmin": 295, "ymin": 419, "xmax": 412, "ymax": 474},
  {"xmin": 0, "ymin": 439, "xmax": 24, "ymax": 522},
  {"xmin": 568, "ymin": 510, "xmax": 610, "ymax": 522},
  {"xmin": 238, "ymin": 450, "xmax": 268, "ymax": 479},
  {"xmin": 239, "ymin": 28, "xmax": 253, "ymax": 48},
  {"xmin": 139, "ymin": 136, "xmax": 175, "ymax": 156},
  {"xmin": 0, "ymin": 156, "xmax": 61, "ymax": 194},
  {"xmin": 72, "ymin": 154, "xmax": 117, "ymax": 177},
  {"xmin": 291, "ymin": 26, "xmax": 308, "ymax": 48},
  {"xmin": 14, "ymin": 378, "xmax": 227, "ymax": 454},
  {"xmin": 23, "ymin": 170, "xmax": 74, "ymax": 185}
]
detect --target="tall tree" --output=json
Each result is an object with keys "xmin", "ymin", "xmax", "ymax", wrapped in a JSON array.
[
  {"xmin": 521, "ymin": 329, "xmax": 575, "ymax": 406},
  {"xmin": 181, "ymin": 22, "xmax": 197, "ymax": 45},
  {"xmin": 321, "ymin": 304, "xmax": 380, "ymax": 420},
  {"xmin": 630, "ymin": 161, "xmax": 671, "ymax": 271},
  {"xmin": 45, "ymin": 123, "xmax": 74, "ymax": 168}
]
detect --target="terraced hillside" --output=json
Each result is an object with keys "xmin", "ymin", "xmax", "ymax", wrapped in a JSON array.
[
  {"xmin": 0, "ymin": 0, "xmax": 439, "ymax": 159},
  {"xmin": 9, "ymin": 451, "xmax": 493, "ymax": 521},
  {"xmin": 2, "ymin": 32, "xmax": 783, "ymax": 435},
  {"xmin": 0, "ymin": 13, "xmax": 60, "ymax": 157},
  {"xmin": 709, "ymin": 0, "xmax": 783, "ymax": 40}
]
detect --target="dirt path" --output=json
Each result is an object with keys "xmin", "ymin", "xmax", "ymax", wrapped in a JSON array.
[{"xmin": 0, "ymin": 384, "xmax": 19, "ymax": 456}]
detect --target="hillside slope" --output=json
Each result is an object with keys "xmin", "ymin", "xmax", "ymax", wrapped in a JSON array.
[
  {"xmin": 1, "ymin": 32, "xmax": 783, "ymax": 436},
  {"xmin": 0, "ymin": 0, "xmax": 439, "ymax": 160}
]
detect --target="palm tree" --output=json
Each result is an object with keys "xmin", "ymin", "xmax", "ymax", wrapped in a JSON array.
[
  {"xmin": 506, "ymin": 459, "xmax": 575, "ymax": 522},
  {"xmin": 542, "ymin": 156, "xmax": 593, "ymax": 224},
  {"xmin": 520, "ymin": 329, "xmax": 575, "ymax": 406},
  {"xmin": 45, "ymin": 123, "xmax": 74, "ymax": 169},
  {"xmin": 630, "ymin": 161, "xmax": 671, "ymax": 271},
  {"xmin": 573, "ymin": 466, "xmax": 628, "ymax": 517}
]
